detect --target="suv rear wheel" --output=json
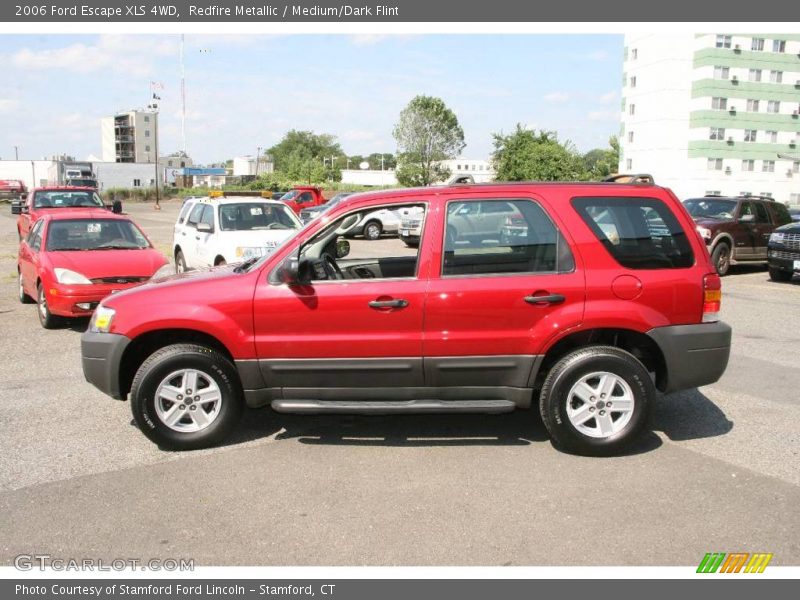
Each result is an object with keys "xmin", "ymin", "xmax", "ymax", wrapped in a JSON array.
[
  {"xmin": 130, "ymin": 344, "xmax": 244, "ymax": 450},
  {"xmin": 711, "ymin": 242, "xmax": 731, "ymax": 276},
  {"xmin": 539, "ymin": 346, "xmax": 654, "ymax": 456},
  {"xmin": 175, "ymin": 249, "xmax": 188, "ymax": 274}
]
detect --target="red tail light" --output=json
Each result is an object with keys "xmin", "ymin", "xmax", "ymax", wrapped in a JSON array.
[{"xmin": 702, "ymin": 273, "xmax": 722, "ymax": 323}]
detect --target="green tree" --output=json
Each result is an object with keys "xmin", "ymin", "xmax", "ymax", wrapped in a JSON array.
[
  {"xmin": 582, "ymin": 135, "xmax": 620, "ymax": 179},
  {"xmin": 266, "ymin": 130, "xmax": 344, "ymax": 183},
  {"xmin": 393, "ymin": 96, "xmax": 466, "ymax": 186},
  {"xmin": 491, "ymin": 125, "xmax": 587, "ymax": 181}
]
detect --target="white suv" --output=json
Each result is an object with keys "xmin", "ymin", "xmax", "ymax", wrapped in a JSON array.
[{"xmin": 173, "ymin": 196, "xmax": 302, "ymax": 272}]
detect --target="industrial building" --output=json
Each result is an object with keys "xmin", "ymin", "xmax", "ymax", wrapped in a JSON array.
[{"xmin": 101, "ymin": 109, "xmax": 159, "ymax": 163}]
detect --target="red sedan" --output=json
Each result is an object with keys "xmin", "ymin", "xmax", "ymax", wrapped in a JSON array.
[{"xmin": 17, "ymin": 210, "xmax": 171, "ymax": 328}]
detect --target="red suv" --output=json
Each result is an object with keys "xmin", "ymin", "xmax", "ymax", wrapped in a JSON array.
[{"xmin": 81, "ymin": 180, "xmax": 731, "ymax": 456}]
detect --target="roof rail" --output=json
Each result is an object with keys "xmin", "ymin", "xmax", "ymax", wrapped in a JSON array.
[{"xmin": 602, "ymin": 173, "xmax": 656, "ymax": 184}]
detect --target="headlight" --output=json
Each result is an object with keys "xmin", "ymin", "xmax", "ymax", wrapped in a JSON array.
[
  {"xmin": 769, "ymin": 232, "xmax": 785, "ymax": 244},
  {"xmin": 151, "ymin": 263, "xmax": 174, "ymax": 279},
  {"xmin": 696, "ymin": 226, "xmax": 712, "ymax": 241},
  {"xmin": 54, "ymin": 268, "xmax": 92, "ymax": 285},
  {"xmin": 235, "ymin": 246, "xmax": 268, "ymax": 259},
  {"xmin": 89, "ymin": 305, "xmax": 116, "ymax": 333}
]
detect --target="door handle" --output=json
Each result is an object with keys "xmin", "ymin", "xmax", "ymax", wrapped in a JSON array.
[
  {"xmin": 368, "ymin": 299, "xmax": 409, "ymax": 309},
  {"xmin": 181, "ymin": 231, "xmax": 186, "ymax": 236},
  {"xmin": 524, "ymin": 293, "xmax": 566, "ymax": 305},
  {"xmin": 195, "ymin": 236, "xmax": 200, "ymax": 240}
]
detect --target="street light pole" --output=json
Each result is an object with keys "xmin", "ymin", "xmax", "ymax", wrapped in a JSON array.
[
  {"xmin": 14, "ymin": 146, "xmax": 19, "ymax": 160},
  {"xmin": 255, "ymin": 146, "xmax": 262, "ymax": 178}
]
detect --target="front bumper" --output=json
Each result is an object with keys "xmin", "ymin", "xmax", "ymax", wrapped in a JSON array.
[
  {"xmin": 647, "ymin": 322, "xmax": 732, "ymax": 393},
  {"xmin": 81, "ymin": 331, "xmax": 131, "ymax": 400},
  {"xmin": 47, "ymin": 283, "xmax": 139, "ymax": 317},
  {"xmin": 767, "ymin": 247, "xmax": 800, "ymax": 273}
]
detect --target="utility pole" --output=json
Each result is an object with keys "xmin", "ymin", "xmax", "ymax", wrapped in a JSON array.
[
  {"xmin": 14, "ymin": 146, "xmax": 19, "ymax": 160},
  {"xmin": 180, "ymin": 34, "xmax": 187, "ymax": 156},
  {"xmin": 255, "ymin": 146, "xmax": 262, "ymax": 177}
]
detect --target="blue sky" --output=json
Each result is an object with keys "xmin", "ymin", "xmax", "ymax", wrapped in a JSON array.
[{"xmin": 0, "ymin": 34, "xmax": 623, "ymax": 164}]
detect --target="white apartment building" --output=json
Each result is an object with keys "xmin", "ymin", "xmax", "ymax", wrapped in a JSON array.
[
  {"xmin": 232, "ymin": 155, "xmax": 275, "ymax": 177},
  {"xmin": 620, "ymin": 33, "xmax": 800, "ymax": 205},
  {"xmin": 101, "ymin": 109, "xmax": 159, "ymax": 163},
  {"xmin": 440, "ymin": 158, "xmax": 496, "ymax": 183}
]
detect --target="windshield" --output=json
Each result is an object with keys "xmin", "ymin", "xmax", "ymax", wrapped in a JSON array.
[
  {"xmin": 34, "ymin": 190, "xmax": 104, "ymax": 209},
  {"xmin": 218, "ymin": 203, "xmax": 300, "ymax": 231},
  {"xmin": 46, "ymin": 219, "xmax": 150, "ymax": 251},
  {"xmin": 279, "ymin": 190, "xmax": 299, "ymax": 202},
  {"xmin": 66, "ymin": 179, "xmax": 97, "ymax": 187},
  {"xmin": 684, "ymin": 199, "xmax": 737, "ymax": 219}
]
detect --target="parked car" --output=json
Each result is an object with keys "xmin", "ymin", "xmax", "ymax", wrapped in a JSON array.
[
  {"xmin": 299, "ymin": 192, "xmax": 354, "ymax": 224},
  {"xmin": 18, "ymin": 210, "xmax": 170, "ymax": 328},
  {"xmin": 398, "ymin": 206, "xmax": 425, "ymax": 247},
  {"xmin": 683, "ymin": 195, "xmax": 792, "ymax": 275},
  {"xmin": 82, "ymin": 178, "xmax": 731, "ymax": 456},
  {"xmin": 278, "ymin": 186, "xmax": 327, "ymax": 214},
  {"xmin": 346, "ymin": 206, "xmax": 403, "ymax": 240},
  {"xmin": 172, "ymin": 196, "xmax": 302, "ymax": 272},
  {"xmin": 767, "ymin": 222, "xmax": 800, "ymax": 282},
  {"xmin": 12, "ymin": 186, "xmax": 122, "ymax": 240}
]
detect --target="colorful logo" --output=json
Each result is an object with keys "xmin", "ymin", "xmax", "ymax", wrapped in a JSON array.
[{"xmin": 697, "ymin": 552, "xmax": 773, "ymax": 573}]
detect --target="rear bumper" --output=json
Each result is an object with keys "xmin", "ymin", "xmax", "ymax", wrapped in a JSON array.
[
  {"xmin": 81, "ymin": 331, "xmax": 131, "ymax": 400},
  {"xmin": 647, "ymin": 322, "xmax": 732, "ymax": 393}
]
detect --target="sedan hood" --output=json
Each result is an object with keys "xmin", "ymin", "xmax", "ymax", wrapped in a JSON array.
[{"xmin": 49, "ymin": 248, "xmax": 167, "ymax": 279}]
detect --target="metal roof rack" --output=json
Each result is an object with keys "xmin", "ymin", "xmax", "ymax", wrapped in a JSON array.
[
  {"xmin": 601, "ymin": 173, "xmax": 656, "ymax": 185},
  {"xmin": 702, "ymin": 193, "xmax": 775, "ymax": 201}
]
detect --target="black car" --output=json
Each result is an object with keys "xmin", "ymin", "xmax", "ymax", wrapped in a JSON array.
[
  {"xmin": 299, "ymin": 192, "xmax": 353, "ymax": 224},
  {"xmin": 789, "ymin": 207, "xmax": 800, "ymax": 223},
  {"xmin": 767, "ymin": 222, "xmax": 800, "ymax": 282}
]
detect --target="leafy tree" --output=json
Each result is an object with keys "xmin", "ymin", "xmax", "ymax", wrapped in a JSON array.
[
  {"xmin": 268, "ymin": 130, "xmax": 342, "ymax": 171},
  {"xmin": 491, "ymin": 125, "xmax": 587, "ymax": 181},
  {"xmin": 582, "ymin": 135, "xmax": 620, "ymax": 179},
  {"xmin": 393, "ymin": 96, "xmax": 466, "ymax": 186}
]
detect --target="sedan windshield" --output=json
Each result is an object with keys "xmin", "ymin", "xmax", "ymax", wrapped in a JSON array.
[
  {"xmin": 34, "ymin": 191, "xmax": 104, "ymax": 209},
  {"xmin": 218, "ymin": 203, "xmax": 300, "ymax": 231},
  {"xmin": 46, "ymin": 219, "xmax": 150, "ymax": 251},
  {"xmin": 684, "ymin": 199, "xmax": 737, "ymax": 219}
]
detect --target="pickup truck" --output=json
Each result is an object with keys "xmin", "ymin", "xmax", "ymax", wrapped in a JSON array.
[
  {"xmin": 278, "ymin": 186, "xmax": 326, "ymax": 214},
  {"xmin": 0, "ymin": 179, "xmax": 27, "ymax": 201}
]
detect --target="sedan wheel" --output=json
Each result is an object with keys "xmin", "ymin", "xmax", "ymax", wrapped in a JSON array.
[
  {"xmin": 18, "ymin": 272, "xmax": 34, "ymax": 304},
  {"xmin": 37, "ymin": 283, "xmax": 62, "ymax": 329}
]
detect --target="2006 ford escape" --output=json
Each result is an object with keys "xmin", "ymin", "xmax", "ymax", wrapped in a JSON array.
[{"xmin": 81, "ymin": 177, "xmax": 732, "ymax": 456}]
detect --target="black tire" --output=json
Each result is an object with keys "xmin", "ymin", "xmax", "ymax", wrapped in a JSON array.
[
  {"xmin": 18, "ymin": 271, "xmax": 34, "ymax": 304},
  {"xmin": 130, "ymin": 343, "xmax": 244, "ymax": 450},
  {"xmin": 214, "ymin": 256, "xmax": 227, "ymax": 267},
  {"xmin": 36, "ymin": 282, "xmax": 62, "ymax": 329},
  {"xmin": 403, "ymin": 239, "xmax": 419, "ymax": 248},
  {"xmin": 539, "ymin": 346, "xmax": 654, "ymax": 456},
  {"xmin": 364, "ymin": 220, "xmax": 382, "ymax": 241},
  {"xmin": 768, "ymin": 267, "xmax": 793, "ymax": 282},
  {"xmin": 175, "ymin": 249, "xmax": 188, "ymax": 274},
  {"xmin": 711, "ymin": 242, "xmax": 731, "ymax": 276}
]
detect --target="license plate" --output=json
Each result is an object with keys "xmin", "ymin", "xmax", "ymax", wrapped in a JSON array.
[
  {"xmin": 794, "ymin": 260, "xmax": 800, "ymax": 271},
  {"xmin": 401, "ymin": 229, "xmax": 409, "ymax": 236}
]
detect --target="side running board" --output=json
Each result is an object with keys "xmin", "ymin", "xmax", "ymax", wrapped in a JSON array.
[{"xmin": 271, "ymin": 399, "xmax": 515, "ymax": 415}]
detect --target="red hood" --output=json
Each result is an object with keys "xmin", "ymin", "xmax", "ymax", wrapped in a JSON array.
[{"xmin": 47, "ymin": 248, "xmax": 168, "ymax": 279}]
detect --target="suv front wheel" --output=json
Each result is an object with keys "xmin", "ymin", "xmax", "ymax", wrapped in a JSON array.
[
  {"xmin": 130, "ymin": 344, "xmax": 244, "ymax": 450},
  {"xmin": 711, "ymin": 242, "xmax": 731, "ymax": 276},
  {"xmin": 539, "ymin": 346, "xmax": 654, "ymax": 456}
]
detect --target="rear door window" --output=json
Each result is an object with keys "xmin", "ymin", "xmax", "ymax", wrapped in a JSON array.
[
  {"xmin": 754, "ymin": 202, "xmax": 770, "ymax": 224},
  {"xmin": 442, "ymin": 198, "xmax": 574, "ymax": 276},
  {"xmin": 572, "ymin": 197, "xmax": 694, "ymax": 269}
]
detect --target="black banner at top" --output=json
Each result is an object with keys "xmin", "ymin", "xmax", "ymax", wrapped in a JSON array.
[{"xmin": 3, "ymin": 0, "xmax": 800, "ymax": 22}]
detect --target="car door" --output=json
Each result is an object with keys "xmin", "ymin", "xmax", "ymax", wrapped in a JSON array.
[
  {"xmin": 194, "ymin": 204, "xmax": 216, "ymax": 267},
  {"xmin": 752, "ymin": 201, "xmax": 772, "ymax": 259},
  {"xmin": 423, "ymin": 195, "xmax": 585, "ymax": 388},
  {"xmin": 251, "ymin": 200, "xmax": 432, "ymax": 394},
  {"xmin": 18, "ymin": 219, "xmax": 44, "ymax": 294},
  {"xmin": 173, "ymin": 200, "xmax": 195, "ymax": 248},
  {"xmin": 180, "ymin": 203, "xmax": 205, "ymax": 268},
  {"xmin": 733, "ymin": 201, "xmax": 757, "ymax": 258}
]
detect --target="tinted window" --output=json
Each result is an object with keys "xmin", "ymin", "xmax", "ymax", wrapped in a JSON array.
[
  {"xmin": 771, "ymin": 202, "xmax": 791, "ymax": 225},
  {"xmin": 442, "ymin": 199, "xmax": 574, "ymax": 276},
  {"xmin": 199, "ymin": 205, "xmax": 215, "ymax": 228},
  {"xmin": 754, "ymin": 202, "xmax": 770, "ymax": 224},
  {"xmin": 33, "ymin": 190, "xmax": 103, "ymax": 209},
  {"xmin": 573, "ymin": 197, "xmax": 694, "ymax": 269},
  {"xmin": 218, "ymin": 203, "xmax": 299, "ymax": 231},
  {"xmin": 178, "ymin": 201, "xmax": 195, "ymax": 224},
  {"xmin": 187, "ymin": 204, "xmax": 204, "ymax": 226},
  {"xmin": 28, "ymin": 220, "xmax": 44, "ymax": 251},
  {"xmin": 683, "ymin": 198, "xmax": 737, "ymax": 219},
  {"xmin": 739, "ymin": 202, "xmax": 754, "ymax": 218}
]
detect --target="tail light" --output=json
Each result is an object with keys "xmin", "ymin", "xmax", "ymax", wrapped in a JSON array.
[{"xmin": 702, "ymin": 273, "xmax": 722, "ymax": 323}]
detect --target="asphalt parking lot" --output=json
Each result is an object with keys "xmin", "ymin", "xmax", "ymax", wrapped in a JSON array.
[{"xmin": 0, "ymin": 199, "xmax": 798, "ymax": 566}]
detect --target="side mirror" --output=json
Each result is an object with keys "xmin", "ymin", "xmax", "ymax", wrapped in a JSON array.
[
  {"xmin": 196, "ymin": 222, "xmax": 214, "ymax": 233},
  {"xmin": 11, "ymin": 202, "xmax": 22, "ymax": 215},
  {"xmin": 335, "ymin": 239, "xmax": 350, "ymax": 259},
  {"xmin": 739, "ymin": 214, "xmax": 755, "ymax": 223},
  {"xmin": 112, "ymin": 200, "xmax": 123, "ymax": 214},
  {"xmin": 276, "ymin": 253, "xmax": 302, "ymax": 285}
]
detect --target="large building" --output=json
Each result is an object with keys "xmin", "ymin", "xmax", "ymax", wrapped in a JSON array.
[
  {"xmin": 101, "ymin": 109, "xmax": 159, "ymax": 163},
  {"xmin": 620, "ymin": 34, "xmax": 800, "ymax": 205}
]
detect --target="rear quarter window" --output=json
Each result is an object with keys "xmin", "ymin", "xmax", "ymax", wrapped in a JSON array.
[{"xmin": 572, "ymin": 196, "xmax": 694, "ymax": 269}]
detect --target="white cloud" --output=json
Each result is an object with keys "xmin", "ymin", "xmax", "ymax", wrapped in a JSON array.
[
  {"xmin": 543, "ymin": 92, "xmax": 570, "ymax": 103},
  {"xmin": 598, "ymin": 91, "xmax": 618, "ymax": 104},
  {"xmin": 0, "ymin": 98, "xmax": 19, "ymax": 112}
]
